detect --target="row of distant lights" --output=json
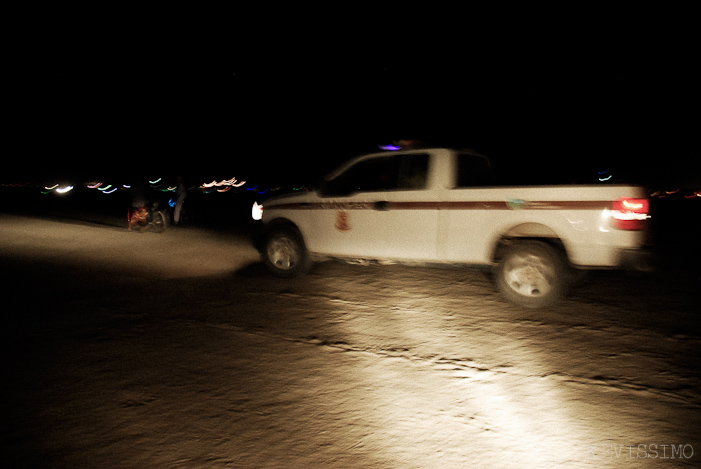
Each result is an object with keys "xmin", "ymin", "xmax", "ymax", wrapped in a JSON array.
[
  {"xmin": 5, "ymin": 140, "xmax": 699, "ymax": 199},
  {"xmin": 35, "ymin": 178, "xmax": 309, "ymax": 195},
  {"xmin": 17, "ymin": 143, "xmax": 398, "ymax": 195},
  {"xmin": 38, "ymin": 180, "xmax": 699, "ymax": 199},
  {"xmin": 12, "ymin": 179, "xmax": 701, "ymax": 200}
]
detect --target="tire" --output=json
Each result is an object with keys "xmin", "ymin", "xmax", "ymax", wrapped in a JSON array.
[
  {"xmin": 150, "ymin": 210, "xmax": 166, "ymax": 233},
  {"xmin": 262, "ymin": 227, "xmax": 311, "ymax": 277},
  {"xmin": 495, "ymin": 240, "xmax": 567, "ymax": 308}
]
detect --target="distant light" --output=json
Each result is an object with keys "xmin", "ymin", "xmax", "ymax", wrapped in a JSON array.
[
  {"xmin": 598, "ymin": 175, "xmax": 612, "ymax": 182},
  {"xmin": 44, "ymin": 184, "xmax": 59, "ymax": 190},
  {"xmin": 102, "ymin": 186, "xmax": 118, "ymax": 194},
  {"xmin": 55, "ymin": 185, "xmax": 74, "ymax": 194},
  {"xmin": 200, "ymin": 177, "xmax": 246, "ymax": 189},
  {"xmin": 379, "ymin": 144, "xmax": 401, "ymax": 151},
  {"xmin": 149, "ymin": 178, "xmax": 162, "ymax": 184}
]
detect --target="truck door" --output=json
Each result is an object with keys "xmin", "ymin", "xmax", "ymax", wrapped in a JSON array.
[
  {"xmin": 441, "ymin": 152, "xmax": 499, "ymax": 263},
  {"xmin": 318, "ymin": 152, "xmax": 439, "ymax": 260}
]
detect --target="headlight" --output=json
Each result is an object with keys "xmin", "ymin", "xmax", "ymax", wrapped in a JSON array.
[{"xmin": 251, "ymin": 201, "xmax": 263, "ymax": 221}]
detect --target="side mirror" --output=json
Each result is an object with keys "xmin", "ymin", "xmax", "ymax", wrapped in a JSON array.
[{"xmin": 318, "ymin": 179, "xmax": 334, "ymax": 197}]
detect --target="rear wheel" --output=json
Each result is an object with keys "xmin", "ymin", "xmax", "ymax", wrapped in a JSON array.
[
  {"xmin": 495, "ymin": 241, "xmax": 567, "ymax": 308},
  {"xmin": 262, "ymin": 227, "xmax": 311, "ymax": 277}
]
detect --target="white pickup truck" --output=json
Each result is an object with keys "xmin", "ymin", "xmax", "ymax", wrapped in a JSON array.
[{"xmin": 252, "ymin": 147, "xmax": 650, "ymax": 308}]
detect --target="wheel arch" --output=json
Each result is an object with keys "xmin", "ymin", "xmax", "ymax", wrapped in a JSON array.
[
  {"xmin": 265, "ymin": 217, "xmax": 307, "ymax": 245},
  {"xmin": 267, "ymin": 216, "xmax": 298, "ymax": 229},
  {"xmin": 489, "ymin": 223, "xmax": 570, "ymax": 264}
]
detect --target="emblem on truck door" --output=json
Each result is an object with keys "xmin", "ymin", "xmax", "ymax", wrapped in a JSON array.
[
  {"xmin": 507, "ymin": 199, "xmax": 527, "ymax": 210},
  {"xmin": 335, "ymin": 210, "xmax": 351, "ymax": 232}
]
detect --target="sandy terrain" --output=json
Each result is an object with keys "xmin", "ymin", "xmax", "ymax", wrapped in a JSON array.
[{"xmin": 1, "ymin": 213, "xmax": 699, "ymax": 467}]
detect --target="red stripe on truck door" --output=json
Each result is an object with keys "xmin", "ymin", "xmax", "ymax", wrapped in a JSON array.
[{"xmin": 265, "ymin": 200, "xmax": 611, "ymax": 211}]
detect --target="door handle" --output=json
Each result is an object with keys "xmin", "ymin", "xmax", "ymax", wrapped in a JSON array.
[{"xmin": 373, "ymin": 201, "xmax": 389, "ymax": 211}]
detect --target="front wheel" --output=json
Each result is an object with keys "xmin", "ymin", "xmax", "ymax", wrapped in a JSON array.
[
  {"xmin": 262, "ymin": 227, "xmax": 311, "ymax": 277},
  {"xmin": 495, "ymin": 241, "xmax": 567, "ymax": 308}
]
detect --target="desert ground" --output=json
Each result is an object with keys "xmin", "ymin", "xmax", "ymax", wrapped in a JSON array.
[{"xmin": 1, "ymin": 211, "xmax": 699, "ymax": 468}]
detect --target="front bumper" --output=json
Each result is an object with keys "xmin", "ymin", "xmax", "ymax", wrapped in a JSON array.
[{"xmin": 250, "ymin": 220, "xmax": 265, "ymax": 253}]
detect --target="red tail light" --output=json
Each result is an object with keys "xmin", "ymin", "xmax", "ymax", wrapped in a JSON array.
[{"xmin": 611, "ymin": 198, "xmax": 649, "ymax": 230}]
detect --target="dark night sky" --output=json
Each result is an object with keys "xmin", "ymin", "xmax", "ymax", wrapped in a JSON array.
[{"xmin": 6, "ymin": 8, "xmax": 699, "ymax": 188}]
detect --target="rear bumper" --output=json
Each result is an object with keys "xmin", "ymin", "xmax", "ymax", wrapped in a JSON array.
[{"xmin": 618, "ymin": 247, "xmax": 655, "ymax": 272}]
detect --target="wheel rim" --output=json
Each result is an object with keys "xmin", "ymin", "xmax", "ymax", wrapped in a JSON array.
[
  {"xmin": 267, "ymin": 236, "xmax": 299, "ymax": 270},
  {"xmin": 503, "ymin": 253, "xmax": 554, "ymax": 297}
]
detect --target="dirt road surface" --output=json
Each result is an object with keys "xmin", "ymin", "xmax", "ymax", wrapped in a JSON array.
[{"xmin": 1, "ymin": 213, "xmax": 699, "ymax": 467}]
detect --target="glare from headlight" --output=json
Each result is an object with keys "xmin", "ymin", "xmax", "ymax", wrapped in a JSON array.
[{"xmin": 252, "ymin": 201, "xmax": 263, "ymax": 221}]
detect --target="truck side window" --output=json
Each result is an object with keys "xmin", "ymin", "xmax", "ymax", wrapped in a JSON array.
[
  {"xmin": 456, "ymin": 154, "xmax": 495, "ymax": 187},
  {"xmin": 356, "ymin": 157, "xmax": 394, "ymax": 192},
  {"xmin": 322, "ymin": 153, "xmax": 429, "ymax": 196},
  {"xmin": 396, "ymin": 153, "xmax": 429, "ymax": 190}
]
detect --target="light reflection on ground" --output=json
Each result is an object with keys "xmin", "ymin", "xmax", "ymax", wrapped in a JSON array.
[{"xmin": 1, "ymin": 213, "xmax": 699, "ymax": 467}]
